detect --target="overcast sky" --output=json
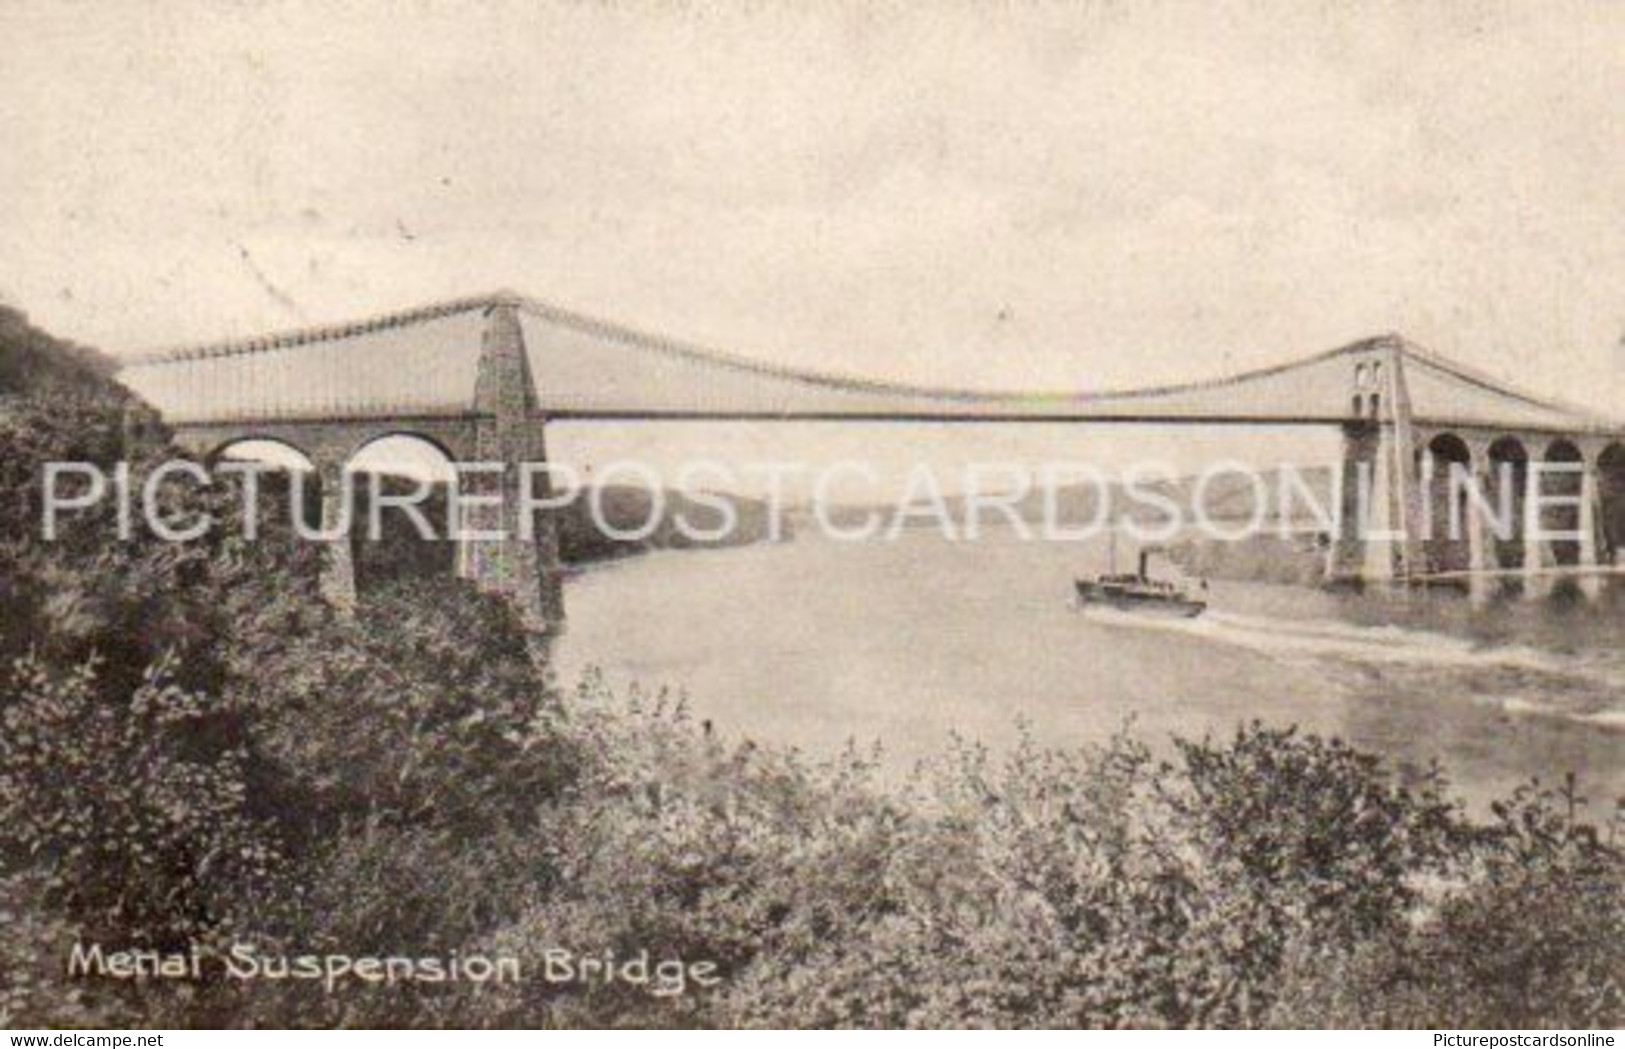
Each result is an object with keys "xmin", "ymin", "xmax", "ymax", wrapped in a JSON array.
[{"xmin": 1, "ymin": 1, "xmax": 1620, "ymax": 484}]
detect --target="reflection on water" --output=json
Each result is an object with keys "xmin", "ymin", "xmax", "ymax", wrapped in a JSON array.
[{"xmin": 555, "ymin": 531, "xmax": 1625, "ymax": 812}]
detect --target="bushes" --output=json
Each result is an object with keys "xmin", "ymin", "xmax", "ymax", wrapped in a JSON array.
[
  {"xmin": 0, "ymin": 654, "xmax": 274, "ymax": 946},
  {"xmin": 485, "ymin": 683, "xmax": 908, "ymax": 1028},
  {"xmin": 5, "ymin": 611, "xmax": 1622, "ymax": 1027},
  {"xmin": 1153, "ymin": 726, "xmax": 1463, "ymax": 1023},
  {"xmin": 476, "ymin": 701, "xmax": 1622, "ymax": 1029},
  {"xmin": 240, "ymin": 577, "xmax": 576, "ymax": 842},
  {"xmin": 1271, "ymin": 780, "xmax": 1625, "ymax": 1029}
]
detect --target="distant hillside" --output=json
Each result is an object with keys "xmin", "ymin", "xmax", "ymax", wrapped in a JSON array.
[
  {"xmin": 554, "ymin": 484, "xmax": 785, "ymax": 565},
  {"xmin": 351, "ymin": 476, "xmax": 787, "ymax": 581},
  {"xmin": 0, "ymin": 305, "xmax": 123, "ymax": 400},
  {"xmin": 801, "ymin": 466, "xmax": 1339, "ymax": 534}
]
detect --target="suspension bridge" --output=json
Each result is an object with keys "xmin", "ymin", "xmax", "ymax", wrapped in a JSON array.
[{"xmin": 118, "ymin": 291, "xmax": 1625, "ymax": 626}]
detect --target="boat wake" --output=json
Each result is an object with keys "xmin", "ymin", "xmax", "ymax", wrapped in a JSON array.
[{"xmin": 1075, "ymin": 604, "xmax": 1625, "ymax": 731}]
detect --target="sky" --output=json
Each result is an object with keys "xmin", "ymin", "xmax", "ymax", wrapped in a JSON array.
[{"xmin": 1, "ymin": 1, "xmax": 1620, "ymax": 485}]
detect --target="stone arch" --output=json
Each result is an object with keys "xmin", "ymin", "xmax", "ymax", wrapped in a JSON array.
[
  {"xmin": 344, "ymin": 433, "xmax": 461, "ymax": 585},
  {"xmin": 1598, "ymin": 442, "xmax": 1625, "ymax": 565},
  {"xmin": 345, "ymin": 430, "xmax": 463, "ymax": 475},
  {"xmin": 1540, "ymin": 438, "xmax": 1585, "ymax": 567},
  {"xmin": 1485, "ymin": 436, "xmax": 1529, "ymax": 571},
  {"xmin": 1420, "ymin": 432, "xmax": 1473, "ymax": 573},
  {"xmin": 207, "ymin": 435, "xmax": 322, "ymax": 531},
  {"xmin": 206, "ymin": 434, "xmax": 317, "ymax": 471}
]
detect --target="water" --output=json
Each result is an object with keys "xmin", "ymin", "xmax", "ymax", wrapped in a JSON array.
[{"xmin": 554, "ymin": 531, "xmax": 1625, "ymax": 813}]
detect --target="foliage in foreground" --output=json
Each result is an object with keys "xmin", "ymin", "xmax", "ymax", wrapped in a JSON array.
[{"xmin": 4, "ymin": 613, "xmax": 1621, "ymax": 1028}]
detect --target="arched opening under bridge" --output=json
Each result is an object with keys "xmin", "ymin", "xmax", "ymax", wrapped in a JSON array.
[
  {"xmin": 1598, "ymin": 443, "xmax": 1625, "ymax": 566},
  {"xmin": 208, "ymin": 437, "xmax": 322, "ymax": 532},
  {"xmin": 1421, "ymin": 433, "xmax": 1473, "ymax": 575},
  {"xmin": 1485, "ymin": 437, "xmax": 1529, "ymax": 571},
  {"xmin": 346, "ymin": 434, "xmax": 461, "ymax": 588},
  {"xmin": 1540, "ymin": 439, "xmax": 1585, "ymax": 568}
]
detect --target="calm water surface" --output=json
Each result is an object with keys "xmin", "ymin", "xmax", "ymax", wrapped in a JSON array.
[{"xmin": 555, "ymin": 532, "xmax": 1625, "ymax": 811}]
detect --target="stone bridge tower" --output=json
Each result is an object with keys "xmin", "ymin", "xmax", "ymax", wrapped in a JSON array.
[{"xmin": 464, "ymin": 296, "xmax": 565, "ymax": 627}]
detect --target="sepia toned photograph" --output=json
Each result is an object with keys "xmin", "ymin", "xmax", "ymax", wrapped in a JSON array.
[{"xmin": 1, "ymin": 0, "xmax": 1622, "ymax": 1035}]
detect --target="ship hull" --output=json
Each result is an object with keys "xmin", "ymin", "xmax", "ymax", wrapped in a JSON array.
[{"xmin": 1074, "ymin": 581, "xmax": 1207, "ymax": 618}]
